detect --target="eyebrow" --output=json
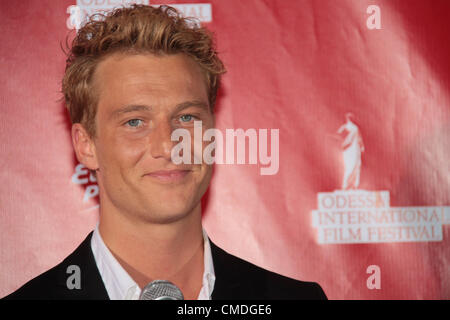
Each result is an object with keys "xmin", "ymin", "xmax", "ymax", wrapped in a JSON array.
[
  {"xmin": 111, "ymin": 100, "xmax": 210, "ymax": 119},
  {"xmin": 174, "ymin": 100, "xmax": 210, "ymax": 113},
  {"xmin": 111, "ymin": 104, "xmax": 152, "ymax": 118}
]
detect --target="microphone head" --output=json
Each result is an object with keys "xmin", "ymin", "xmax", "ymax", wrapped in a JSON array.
[{"xmin": 139, "ymin": 280, "xmax": 184, "ymax": 300}]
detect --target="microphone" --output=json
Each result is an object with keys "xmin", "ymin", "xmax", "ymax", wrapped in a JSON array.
[{"xmin": 139, "ymin": 280, "xmax": 184, "ymax": 300}]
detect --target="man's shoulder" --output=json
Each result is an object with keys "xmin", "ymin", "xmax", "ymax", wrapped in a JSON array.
[
  {"xmin": 3, "ymin": 232, "xmax": 108, "ymax": 300},
  {"xmin": 3, "ymin": 260, "xmax": 65, "ymax": 300},
  {"xmin": 210, "ymin": 242, "xmax": 327, "ymax": 300}
]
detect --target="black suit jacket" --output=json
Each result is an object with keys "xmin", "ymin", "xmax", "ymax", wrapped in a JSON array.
[{"xmin": 4, "ymin": 232, "xmax": 327, "ymax": 300}]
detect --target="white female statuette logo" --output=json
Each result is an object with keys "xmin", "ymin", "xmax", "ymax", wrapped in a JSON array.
[{"xmin": 337, "ymin": 113, "xmax": 364, "ymax": 190}]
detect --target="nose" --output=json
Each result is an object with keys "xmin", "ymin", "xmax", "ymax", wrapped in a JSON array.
[{"xmin": 149, "ymin": 119, "xmax": 173, "ymax": 161}]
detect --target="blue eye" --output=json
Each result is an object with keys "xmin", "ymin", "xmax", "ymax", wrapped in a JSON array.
[
  {"xmin": 180, "ymin": 114, "xmax": 194, "ymax": 122},
  {"xmin": 126, "ymin": 119, "xmax": 143, "ymax": 127}
]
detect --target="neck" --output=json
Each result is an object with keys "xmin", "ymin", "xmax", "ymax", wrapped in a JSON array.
[{"xmin": 98, "ymin": 202, "xmax": 204, "ymax": 299}]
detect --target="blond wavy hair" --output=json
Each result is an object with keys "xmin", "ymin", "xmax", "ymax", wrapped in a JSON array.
[{"xmin": 62, "ymin": 4, "xmax": 225, "ymax": 137}]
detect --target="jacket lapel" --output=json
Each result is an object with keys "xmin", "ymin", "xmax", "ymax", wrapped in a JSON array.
[
  {"xmin": 210, "ymin": 241, "xmax": 249, "ymax": 300},
  {"xmin": 56, "ymin": 231, "xmax": 109, "ymax": 299}
]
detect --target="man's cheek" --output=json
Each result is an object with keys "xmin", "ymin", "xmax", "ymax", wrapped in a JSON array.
[{"xmin": 117, "ymin": 141, "xmax": 148, "ymax": 165}]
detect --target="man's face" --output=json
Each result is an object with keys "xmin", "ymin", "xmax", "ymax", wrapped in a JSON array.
[{"xmin": 88, "ymin": 53, "xmax": 214, "ymax": 224}]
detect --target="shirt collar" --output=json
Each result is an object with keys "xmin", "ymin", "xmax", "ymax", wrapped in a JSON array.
[{"xmin": 90, "ymin": 223, "xmax": 215, "ymax": 300}]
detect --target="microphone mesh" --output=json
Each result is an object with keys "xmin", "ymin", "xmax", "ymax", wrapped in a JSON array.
[{"xmin": 139, "ymin": 280, "xmax": 184, "ymax": 300}]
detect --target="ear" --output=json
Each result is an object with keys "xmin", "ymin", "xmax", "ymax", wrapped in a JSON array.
[{"xmin": 71, "ymin": 123, "xmax": 99, "ymax": 171}]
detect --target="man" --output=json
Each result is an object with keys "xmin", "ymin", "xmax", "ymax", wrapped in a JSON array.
[{"xmin": 5, "ymin": 5, "xmax": 326, "ymax": 300}]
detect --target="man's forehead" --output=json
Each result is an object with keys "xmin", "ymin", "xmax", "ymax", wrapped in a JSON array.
[
  {"xmin": 92, "ymin": 52, "xmax": 211, "ymax": 114},
  {"xmin": 95, "ymin": 52, "xmax": 200, "ymax": 77},
  {"xmin": 94, "ymin": 53, "xmax": 207, "ymax": 92},
  {"xmin": 93, "ymin": 54, "xmax": 206, "ymax": 90}
]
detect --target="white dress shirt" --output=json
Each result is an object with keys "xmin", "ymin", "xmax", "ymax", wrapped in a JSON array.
[{"xmin": 90, "ymin": 224, "xmax": 215, "ymax": 300}]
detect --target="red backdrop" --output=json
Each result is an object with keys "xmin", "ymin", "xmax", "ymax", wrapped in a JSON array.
[{"xmin": 1, "ymin": 0, "xmax": 449, "ymax": 299}]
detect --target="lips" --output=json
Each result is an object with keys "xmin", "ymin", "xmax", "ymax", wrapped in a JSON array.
[{"xmin": 145, "ymin": 169, "xmax": 191, "ymax": 182}]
